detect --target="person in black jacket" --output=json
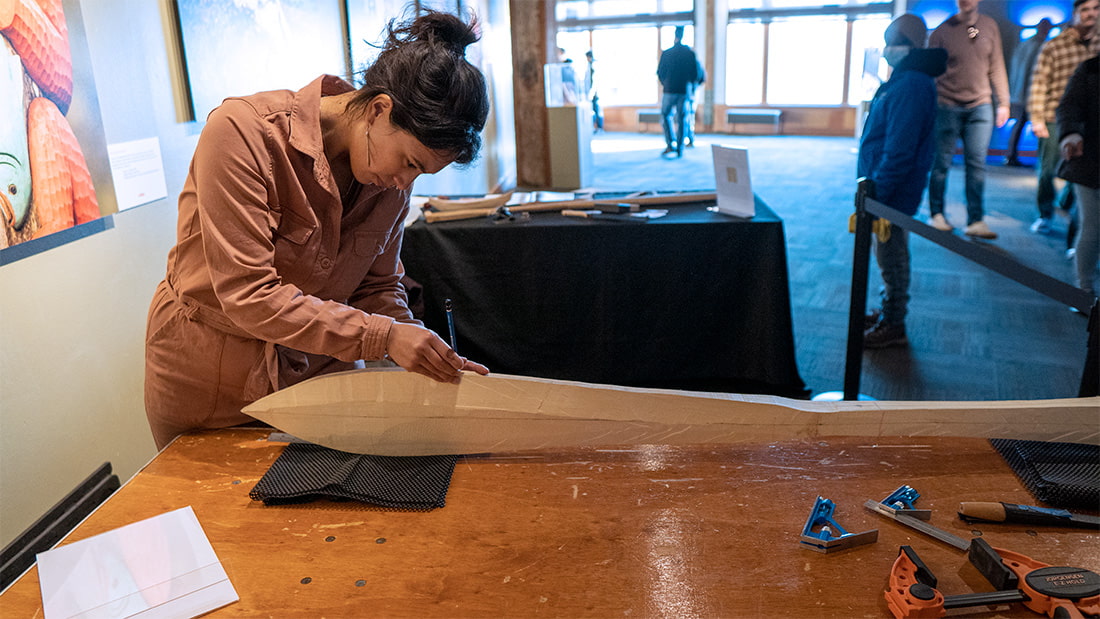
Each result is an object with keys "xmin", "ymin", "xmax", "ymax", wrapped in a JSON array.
[
  {"xmin": 1057, "ymin": 53, "xmax": 1099, "ymax": 299},
  {"xmin": 657, "ymin": 26, "xmax": 701, "ymax": 157}
]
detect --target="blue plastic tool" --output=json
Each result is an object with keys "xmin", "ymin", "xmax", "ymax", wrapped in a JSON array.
[{"xmin": 800, "ymin": 496, "xmax": 878, "ymax": 553}]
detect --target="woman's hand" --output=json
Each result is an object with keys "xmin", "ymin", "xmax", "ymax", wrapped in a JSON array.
[{"xmin": 385, "ymin": 322, "xmax": 489, "ymax": 383}]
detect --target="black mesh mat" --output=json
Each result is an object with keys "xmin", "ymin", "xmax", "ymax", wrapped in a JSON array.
[
  {"xmin": 249, "ymin": 443, "xmax": 458, "ymax": 509},
  {"xmin": 990, "ymin": 438, "xmax": 1099, "ymax": 510}
]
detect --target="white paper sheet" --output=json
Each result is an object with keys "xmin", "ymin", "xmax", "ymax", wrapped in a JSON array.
[
  {"xmin": 37, "ymin": 506, "xmax": 237, "ymax": 619},
  {"xmin": 106, "ymin": 137, "xmax": 168, "ymax": 211},
  {"xmin": 711, "ymin": 144, "xmax": 755, "ymax": 218}
]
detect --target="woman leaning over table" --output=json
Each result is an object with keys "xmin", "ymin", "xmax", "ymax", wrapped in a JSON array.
[{"xmin": 144, "ymin": 9, "xmax": 490, "ymax": 449}]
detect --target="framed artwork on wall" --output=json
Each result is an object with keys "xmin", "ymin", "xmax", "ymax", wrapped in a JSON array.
[
  {"xmin": 1, "ymin": 0, "xmax": 117, "ymax": 259},
  {"xmin": 345, "ymin": 0, "xmax": 411, "ymax": 83},
  {"xmin": 346, "ymin": 1, "xmax": 473, "ymax": 84},
  {"xmin": 173, "ymin": 0, "xmax": 348, "ymax": 123}
]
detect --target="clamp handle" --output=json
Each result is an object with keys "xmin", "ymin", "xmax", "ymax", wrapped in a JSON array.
[
  {"xmin": 885, "ymin": 546, "xmax": 944, "ymax": 618},
  {"xmin": 975, "ymin": 541, "xmax": 1100, "ymax": 618}
]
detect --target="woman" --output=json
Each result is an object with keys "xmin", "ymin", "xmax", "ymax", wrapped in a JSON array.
[
  {"xmin": 1057, "ymin": 54, "xmax": 1098, "ymax": 302},
  {"xmin": 145, "ymin": 9, "xmax": 490, "ymax": 449}
]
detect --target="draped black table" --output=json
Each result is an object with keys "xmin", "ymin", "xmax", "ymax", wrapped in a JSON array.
[{"xmin": 401, "ymin": 196, "xmax": 807, "ymax": 398}]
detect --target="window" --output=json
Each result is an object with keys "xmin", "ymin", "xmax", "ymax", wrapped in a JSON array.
[
  {"xmin": 766, "ymin": 16, "xmax": 848, "ymax": 104},
  {"xmin": 557, "ymin": 0, "xmax": 691, "ymax": 20},
  {"xmin": 726, "ymin": 21, "xmax": 764, "ymax": 104},
  {"xmin": 848, "ymin": 15, "xmax": 891, "ymax": 104},
  {"xmin": 725, "ymin": 0, "xmax": 893, "ymax": 107},
  {"xmin": 730, "ymin": 0, "xmax": 886, "ymax": 6},
  {"xmin": 592, "ymin": 27, "xmax": 661, "ymax": 105},
  {"xmin": 556, "ymin": 3, "xmax": 696, "ymax": 106}
]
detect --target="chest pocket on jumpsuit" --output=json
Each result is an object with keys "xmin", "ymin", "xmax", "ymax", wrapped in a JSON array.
[
  {"xmin": 354, "ymin": 228, "xmax": 391, "ymax": 259},
  {"xmin": 272, "ymin": 207, "xmax": 317, "ymax": 281}
]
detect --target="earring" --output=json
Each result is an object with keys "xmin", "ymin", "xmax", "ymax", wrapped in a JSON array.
[{"xmin": 365, "ymin": 127, "xmax": 372, "ymax": 166}]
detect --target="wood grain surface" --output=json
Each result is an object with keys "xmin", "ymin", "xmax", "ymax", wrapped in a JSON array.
[{"xmin": 2, "ymin": 429, "xmax": 1097, "ymax": 618}]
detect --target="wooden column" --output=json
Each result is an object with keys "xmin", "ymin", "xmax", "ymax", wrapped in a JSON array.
[
  {"xmin": 702, "ymin": 0, "xmax": 716, "ymax": 132},
  {"xmin": 509, "ymin": 0, "xmax": 552, "ymax": 188}
]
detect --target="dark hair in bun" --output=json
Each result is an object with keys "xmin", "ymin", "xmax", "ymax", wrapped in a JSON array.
[{"xmin": 349, "ymin": 8, "xmax": 489, "ymax": 165}]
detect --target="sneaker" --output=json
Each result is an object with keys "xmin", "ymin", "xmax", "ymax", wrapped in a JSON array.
[
  {"xmin": 965, "ymin": 220, "xmax": 998, "ymax": 240},
  {"xmin": 863, "ymin": 321, "xmax": 908, "ymax": 349},
  {"xmin": 661, "ymin": 146, "xmax": 676, "ymax": 156},
  {"xmin": 864, "ymin": 309, "xmax": 882, "ymax": 330},
  {"xmin": 930, "ymin": 213, "xmax": 953, "ymax": 231},
  {"xmin": 1066, "ymin": 248, "xmax": 1077, "ymax": 260},
  {"xmin": 1029, "ymin": 217, "xmax": 1053, "ymax": 234}
]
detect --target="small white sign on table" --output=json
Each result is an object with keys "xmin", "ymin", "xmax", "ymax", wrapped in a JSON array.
[{"xmin": 711, "ymin": 144, "xmax": 755, "ymax": 218}]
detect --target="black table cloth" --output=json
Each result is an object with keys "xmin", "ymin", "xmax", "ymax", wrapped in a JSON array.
[{"xmin": 400, "ymin": 196, "xmax": 807, "ymax": 398}]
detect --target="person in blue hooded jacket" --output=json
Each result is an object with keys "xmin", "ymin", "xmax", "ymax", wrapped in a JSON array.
[{"xmin": 858, "ymin": 13, "xmax": 948, "ymax": 348}]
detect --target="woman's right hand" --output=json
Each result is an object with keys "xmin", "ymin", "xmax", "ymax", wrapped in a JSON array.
[{"xmin": 385, "ymin": 322, "xmax": 488, "ymax": 383}]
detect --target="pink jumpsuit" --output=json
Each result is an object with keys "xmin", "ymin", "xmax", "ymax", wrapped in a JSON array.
[{"xmin": 145, "ymin": 76, "xmax": 419, "ymax": 449}]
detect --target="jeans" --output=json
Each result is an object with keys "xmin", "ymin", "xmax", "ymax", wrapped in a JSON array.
[
  {"xmin": 928, "ymin": 103, "xmax": 994, "ymax": 225},
  {"xmin": 1036, "ymin": 132, "xmax": 1075, "ymax": 218},
  {"xmin": 1075, "ymin": 183, "xmax": 1099, "ymax": 297},
  {"xmin": 875, "ymin": 224, "xmax": 910, "ymax": 325},
  {"xmin": 661, "ymin": 92, "xmax": 687, "ymax": 153}
]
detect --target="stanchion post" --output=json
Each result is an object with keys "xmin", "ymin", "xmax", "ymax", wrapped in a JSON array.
[{"xmin": 843, "ymin": 178, "xmax": 875, "ymax": 400}]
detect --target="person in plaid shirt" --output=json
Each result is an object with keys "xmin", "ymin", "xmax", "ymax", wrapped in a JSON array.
[{"xmin": 1026, "ymin": 0, "xmax": 1099, "ymax": 235}]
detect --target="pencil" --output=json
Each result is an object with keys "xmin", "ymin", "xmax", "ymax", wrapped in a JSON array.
[{"xmin": 445, "ymin": 298, "xmax": 458, "ymax": 353}]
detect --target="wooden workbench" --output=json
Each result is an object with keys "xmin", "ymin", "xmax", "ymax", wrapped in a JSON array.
[{"xmin": 2, "ymin": 429, "xmax": 1097, "ymax": 617}]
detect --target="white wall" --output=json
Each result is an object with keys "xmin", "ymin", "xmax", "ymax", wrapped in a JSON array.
[
  {"xmin": 0, "ymin": 0, "xmax": 193, "ymax": 549},
  {"xmin": 0, "ymin": 0, "xmax": 513, "ymax": 549}
]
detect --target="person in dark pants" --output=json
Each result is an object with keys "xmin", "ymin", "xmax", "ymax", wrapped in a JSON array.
[
  {"xmin": 1057, "ymin": 54, "xmax": 1099, "ymax": 301},
  {"xmin": 859, "ymin": 14, "xmax": 947, "ymax": 348},
  {"xmin": 1004, "ymin": 18, "xmax": 1052, "ymax": 166},
  {"xmin": 657, "ymin": 26, "xmax": 700, "ymax": 158},
  {"xmin": 1026, "ymin": 0, "xmax": 1097, "ymax": 235}
]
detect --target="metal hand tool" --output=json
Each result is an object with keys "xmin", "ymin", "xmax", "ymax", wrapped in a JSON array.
[
  {"xmin": 959, "ymin": 502, "xmax": 1100, "ymax": 529},
  {"xmin": 799, "ymin": 496, "xmax": 877, "ymax": 553}
]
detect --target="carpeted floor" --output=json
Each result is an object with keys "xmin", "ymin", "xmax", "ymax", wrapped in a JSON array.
[{"xmin": 587, "ymin": 131, "xmax": 1091, "ymax": 401}]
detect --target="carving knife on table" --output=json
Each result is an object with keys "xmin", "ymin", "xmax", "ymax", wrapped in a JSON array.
[{"xmin": 958, "ymin": 502, "xmax": 1100, "ymax": 529}]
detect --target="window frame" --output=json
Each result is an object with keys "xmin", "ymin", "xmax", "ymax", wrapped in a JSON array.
[{"xmin": 554, "ymin": 0, "xmax": 897, "ymax": 108}]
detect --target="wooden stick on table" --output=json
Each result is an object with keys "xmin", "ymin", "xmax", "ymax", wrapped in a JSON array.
[{"xmin": 422, "ymin": 192, "xmax": 718, "ymax": 223}]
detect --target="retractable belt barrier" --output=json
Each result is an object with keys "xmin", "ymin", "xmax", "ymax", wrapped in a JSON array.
[{"xmin": 844, "ymin": 178, "xmax": 1099, "ymax": 400}]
